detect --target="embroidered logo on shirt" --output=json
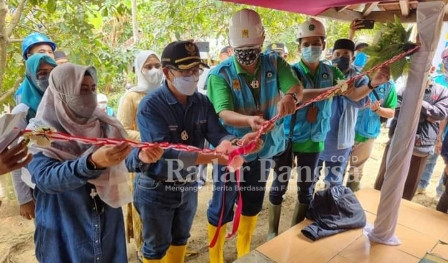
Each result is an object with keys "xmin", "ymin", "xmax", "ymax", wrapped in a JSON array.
[
  {"xmin": 168, "ymin": 125, "xmax": 178, "ymax": 131},
  {"xmin": 242, "ymin": 29, "xmax": 249, "ymax": 38},
  {"xmin": 233, "ymin": 79, "xmax": 241, "ymax": 90}
]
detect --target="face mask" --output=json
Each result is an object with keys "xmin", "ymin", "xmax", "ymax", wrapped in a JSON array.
[
  {"xmin": 332, "ymin": 56, "xmax": 351, "ymax": 72},
  {"xmin": 65, "ymin": 93, "xmax": 98, "ymax": 118},
  {"xmin": 301, "ymin": 46, "xmax": 322, "ymax": 63},
  {"xmin": 234, "ymin": 47, "xmax": 261, "ymax": 66},
  {"xmin": 98, "ymin": 102, "xmax": 107, "ymax": 110},
  {"xmin": 35, "ymin": 75, "xmax": 50, "ymax": 93},
  {"xmin": 172, "ymin": 75, "xmax": 198, "ymax": 96},
  {"xmin": 143, "ymin": 68, "xmax": 164, "ymax": 85},
  {"xmin": 353, "ymin": 52, "xmax": 368, "ymax": 70}
]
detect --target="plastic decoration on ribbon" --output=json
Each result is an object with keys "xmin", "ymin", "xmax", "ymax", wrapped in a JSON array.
[{"xmin": 19, "ymin": 44, "xmax": 420, "ymax": 248}]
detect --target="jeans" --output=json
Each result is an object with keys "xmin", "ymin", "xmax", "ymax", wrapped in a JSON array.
[
  {"xmin": 133, "ymin": 174, "xmax": 198, "ymax": 259},
  {"xmin": 269, "ymin": 152, "xmax": 320, "ymax": 205},
  {"xmin": 207, "ymin": 159, "xmax": 271, "ymax": 226},
  {"xmin": 319, "ymin": 148, "xmax": 351, "ymax": 187},
  {"xmin": 418, "ymin": 153, "xmax": 439, "ymax": 189}
]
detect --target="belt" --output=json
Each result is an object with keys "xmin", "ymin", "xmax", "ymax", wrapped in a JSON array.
[{"xmin": 148, "ymin": 176, "xmax": 196, "ymax": 186}]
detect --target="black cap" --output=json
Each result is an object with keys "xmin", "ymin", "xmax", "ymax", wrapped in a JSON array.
[
  {"xmin": 333, "ymin": 39, "xmax": 355, "ymax": 53},
  {"xmin": 161, "ymin": 41, "xmax": 209, "ymax": 70},
  {"xmin": 355, "ymin": 42, "xmax": 369, "ymax": 51},
  {"xmin": 54, "ymin": 51, "xmax": 67, "ymax": 60}
]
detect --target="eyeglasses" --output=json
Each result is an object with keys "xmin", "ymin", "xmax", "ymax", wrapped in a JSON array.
[{"xmin": 169, "ymin": 66, "xmax": 203, "ymax": 77}]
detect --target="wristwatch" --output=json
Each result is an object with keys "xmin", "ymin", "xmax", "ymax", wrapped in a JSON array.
[
  {"xmin": 285, "ymin": 92, "xmax": 299, "ymax": 103},
  {"xmin": 368, "ymin": 79, "xmax": 376, "ymax": 90},
  {"xmin": 87, "ymin": 154, "xmax": 98, "ymax": 170}
]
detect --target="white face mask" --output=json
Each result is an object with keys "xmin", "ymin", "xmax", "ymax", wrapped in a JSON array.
[
  {"xmin": 172, "ymin": 75, "xmax": 198, "ymax": 96},
  {"xmin": 143, "ymin": 68, "xmax": 164, "ymax": 85}
]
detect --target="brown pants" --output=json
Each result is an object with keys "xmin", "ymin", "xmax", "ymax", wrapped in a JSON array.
[{"xmin": 374, "ymin": 142, "xmax": 429, "ymax": 200}]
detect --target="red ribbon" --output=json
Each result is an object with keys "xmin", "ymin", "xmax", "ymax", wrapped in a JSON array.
[{"xmin": 22, "ymin": 45, "xmax": 420, "ymax": 249}]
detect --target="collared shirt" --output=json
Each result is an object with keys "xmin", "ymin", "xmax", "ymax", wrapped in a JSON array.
[
  {"xmin": 29, "ymin": 153, "xmax": 127, "ymax": 263},
  {"xmin": 207, "ymin": 56, "xmax": 299, "ymax": 114},
  {"xmin": 128, "ymin": 82, "xmax": 235, "ymax": 181}
]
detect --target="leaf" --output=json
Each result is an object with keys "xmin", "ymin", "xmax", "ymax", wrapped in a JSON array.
[{"xmin": 47, "ymin": 0, "xmax": 56, "ymax": 13}]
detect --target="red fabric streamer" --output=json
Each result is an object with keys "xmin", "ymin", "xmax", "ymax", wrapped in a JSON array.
[{"xmin": 22, "ymin": 45, "xmax": 420, "ymax": 249}]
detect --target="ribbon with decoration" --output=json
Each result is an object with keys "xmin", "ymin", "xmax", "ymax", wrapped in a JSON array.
[{"xmin": 20, "ymin": 44, "xmax": 419, "ymax": 248}]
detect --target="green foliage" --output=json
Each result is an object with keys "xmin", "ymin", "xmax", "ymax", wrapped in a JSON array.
[
  {"xmin": 363, "ymin": 15, "xmax": 413, "ymax": 80},
  {"xmin": 3, "ymin": 0, "xmax": 364, "ymax": 109}
]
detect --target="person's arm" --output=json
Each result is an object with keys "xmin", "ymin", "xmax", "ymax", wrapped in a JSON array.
[
  {"xmin": 302, "ymin": 87, "xmax": 335, "ymax": 102},
  {"xmin": 29, "ymin": 153, "xmax": 102, "ymax": 194},
  {"xmin": 117, "ymin": 93, "xmax": 141, "ymax": 141},
  {"xmin": 349, "ymin": 19, "xmax": 364, "ymax": 40},
  {"xmin": 346, "ymin": 66, "xmax": 391, "ymax": 102},
  {"xmin": 135, "ymin": 99, "xmax": 199, "ymax": 170},
  {"xmin": 422, "ymin": 86, "xmax": 448, "ymax": 120}
]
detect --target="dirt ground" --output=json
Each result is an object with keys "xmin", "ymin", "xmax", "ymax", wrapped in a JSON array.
[{"xmin": 0, "ymin": 128, "xmax": 445, "ymax": 263}]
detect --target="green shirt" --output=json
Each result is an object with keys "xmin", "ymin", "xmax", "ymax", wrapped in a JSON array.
[
  {"xmin": 292, "ymin": 60, "xmax": 345, "ymax": 153},
  {"xmin": 207, "ymin": 56, "xmax": 300, "ymax": 114},
  {"xmin": 355, "ymin": 84, "xmax": 398, "ymax": 142}
]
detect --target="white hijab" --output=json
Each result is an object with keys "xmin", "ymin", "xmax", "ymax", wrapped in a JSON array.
[
  {"xmin": 28, "ymin": 63, "xmax": 132, "ymax": 208},
  {"xmin": 129, "ymin": 50, "xmax": 162, "ymax": 93}
]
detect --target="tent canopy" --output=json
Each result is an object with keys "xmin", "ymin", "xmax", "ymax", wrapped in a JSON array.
[{"xmin": 222, "ymin": 0, "xmax": 448, "ymax": 22}]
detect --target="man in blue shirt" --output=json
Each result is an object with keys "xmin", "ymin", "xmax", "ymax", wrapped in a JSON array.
[
  {"xmin": 132, "ymin": 40, "xmax": 259, "ymax": 263},
  {"xmin": 318, "ymin": 38, "xmax": 389, "ymax": 187}
]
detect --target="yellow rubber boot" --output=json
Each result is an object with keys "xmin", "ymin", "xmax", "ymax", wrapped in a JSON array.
[
  {"xmin": 142, "ymin": 257, "xmax": 165, "ymax": 263},
  {"xmin": 236, "ymin": 215, "xmax": 258, "ymax": 258},
  {"xmin": 207, "ymin": 223, "xmax": 227, "ymax": 263},
  {"xmin": 164, "ymin": 245, "xmax": 186, "ymax": 263}
]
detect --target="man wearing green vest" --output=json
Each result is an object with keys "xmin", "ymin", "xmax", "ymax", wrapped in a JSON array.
[{"xmin": 206, "ymin": 8, "xmax": 303, "ymax": 262}]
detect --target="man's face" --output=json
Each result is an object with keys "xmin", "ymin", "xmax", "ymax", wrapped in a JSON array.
[
  {"xmin": 28, "ymin": 44, "xmax": 54, "ymax": 59},
  {"xmin": 56, "ymin": 58, "xmax": 68, "ymax": 65},
  {"xmin": 299, "ymin": 36, "xmax": 324, "ymax": 52},
  {"xmin": 332, "ymin": 49, "xmax": 353, "ymax": 61}
]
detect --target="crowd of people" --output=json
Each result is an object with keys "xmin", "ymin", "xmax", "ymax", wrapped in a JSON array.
[{"xmin": 1, "ymin": 8, "xmax": 448, "ymax": 263}]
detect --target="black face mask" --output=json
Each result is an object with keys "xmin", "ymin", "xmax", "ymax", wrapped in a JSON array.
[
  {"xmin": 234, "ymin": 47, "xmax": 261, "ymax": 66},
  {"xmin": 332, "ymin": 56, "xmax": 351, "ymax": 72},
  {"xmin": 35, "ymin": 75, "xmax": 50, "ymax": 93}
]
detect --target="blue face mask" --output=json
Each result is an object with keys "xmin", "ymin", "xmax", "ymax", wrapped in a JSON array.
[
  {"xmin": 301, "ymin": 46, "xmax": 322, "ymax": 63},
  {"xmin": 332, "ymin": 56, "xmax": 351, "ymax": 72},
  {"xmin": 353, "ymin": 52, "xmax": 368, "ymax": 71}
]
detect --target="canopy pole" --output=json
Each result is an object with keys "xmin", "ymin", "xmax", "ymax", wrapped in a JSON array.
[{"xmin": 366, "ymin": 1, "xmax": 446, "ymax": 245}]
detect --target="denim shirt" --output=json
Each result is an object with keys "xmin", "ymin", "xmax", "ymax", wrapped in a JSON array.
[
  {"xmin": 29, "ymin": 153, "xmax": 127, "ymax": 263},
  {"xmin": 320, "ymin": 69, "xmax": 368, "ymax": 160},
  {"xmin": 128, "ymin": 82, "xmax": 235, "ymax": 181}
]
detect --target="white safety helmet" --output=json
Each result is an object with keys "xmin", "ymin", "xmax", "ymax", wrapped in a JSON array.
[
  {"xmin": 296, "ymin": 18, "xmax": 326, "ymax": 42},
  {"xmin": 97, "ymin": 93, "xmax": 108, "ymax": 103},
  {"xmin": 229, "ymin": 9, "xmax": 265, "ymax": 48}
]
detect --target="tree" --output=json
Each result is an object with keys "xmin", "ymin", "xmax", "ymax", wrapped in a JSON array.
[{"xmin": 0, "ymin": 0, "xmax": 358, "ymax": 108}]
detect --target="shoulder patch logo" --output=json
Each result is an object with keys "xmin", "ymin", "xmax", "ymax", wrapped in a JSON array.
[{"xmin": 232, "ymin": 79, "xmax": 240, "ymax": 90}]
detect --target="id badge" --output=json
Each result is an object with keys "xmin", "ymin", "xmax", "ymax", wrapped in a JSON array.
[{"xmin": 306, "ymin": 105, "xmax": 318, "ymax": 123}]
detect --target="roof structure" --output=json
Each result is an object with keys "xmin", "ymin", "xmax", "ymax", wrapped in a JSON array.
[{"xmin": 222, "ymin": 0, "xmax": 448, "ymax": 22}]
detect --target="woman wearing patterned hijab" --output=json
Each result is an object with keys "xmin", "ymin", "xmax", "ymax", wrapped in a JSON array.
[{"xmin": 27, "ymin": 63, "xmax": 163, "ymax": 262}]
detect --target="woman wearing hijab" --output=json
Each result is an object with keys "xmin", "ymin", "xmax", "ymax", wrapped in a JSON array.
[
  {"xmin": 117, "ymin": 50, "xmax": 163, "ymax": 260},
  {"xmin": 118, "ymin": 51, "xmax": 163, "ymax": 140},
  {"xmin": 10, "ymin": 54, "xmax": 57, "ymax": 220},
  {"xmin": 27, "ymin": 63, "xmax": 163, "ymax": 263}
]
